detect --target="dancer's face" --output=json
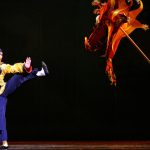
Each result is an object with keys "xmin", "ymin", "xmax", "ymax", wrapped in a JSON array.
[{"xmin": 0, "ymin": 52, "xmax": 3, "ymax": 61}]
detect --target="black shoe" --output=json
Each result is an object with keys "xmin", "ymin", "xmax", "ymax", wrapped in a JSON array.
[
  {"xmin": 42, "ymin": 61, "xmax": 49, "ymax": 75},
  {"xmin": 0, "ymin": 145, "xmax": 9, "ymax": 150}
]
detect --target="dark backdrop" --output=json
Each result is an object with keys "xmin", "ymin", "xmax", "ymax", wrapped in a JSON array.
[{"xmin": 0, "ymin": 0, "xmax": 149, "ymax": 141}]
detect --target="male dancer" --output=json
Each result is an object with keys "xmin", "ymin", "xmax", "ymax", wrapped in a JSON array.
[{"xmin": 0, "ymin": 48, "xmax": 49, "ymax": 149}]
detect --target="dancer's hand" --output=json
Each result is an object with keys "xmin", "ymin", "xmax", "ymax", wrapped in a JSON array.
[{"xmin": 24, "ymin": 57, "xmax": 31, "ymax": 69}]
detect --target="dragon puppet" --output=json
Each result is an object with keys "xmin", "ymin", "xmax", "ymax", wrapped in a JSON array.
[{"xmin": 84, "ymin": 0, "xmax": 149, "ymax": 86}]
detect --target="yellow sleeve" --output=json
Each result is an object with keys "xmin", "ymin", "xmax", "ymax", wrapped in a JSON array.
[{"xmin": 1, "ymin": 63, "xmax": 24, "ymax": 75}]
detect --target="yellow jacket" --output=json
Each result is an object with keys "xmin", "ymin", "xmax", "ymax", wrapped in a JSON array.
[{"xmin": 0, "ymin": 63, "xmax": 25, "ymax": 95}]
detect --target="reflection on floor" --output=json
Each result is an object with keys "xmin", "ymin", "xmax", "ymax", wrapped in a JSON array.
[{"xmin": 6, "ymin": 141, "xmax": 150, "ymax": 150}]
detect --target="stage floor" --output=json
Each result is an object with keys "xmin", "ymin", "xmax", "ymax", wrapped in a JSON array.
[{"xmin": 7, "ymin": 141, "xmax": 150, "ymax": 150}]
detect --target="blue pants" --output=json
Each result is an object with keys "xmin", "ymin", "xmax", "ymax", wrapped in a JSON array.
[{"xmin": 0, "ymin": 69, "xmax": 38, "ymax": 141}]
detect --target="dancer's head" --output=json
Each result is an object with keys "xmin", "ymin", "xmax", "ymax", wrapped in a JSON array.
[{"xmin": 0, "ymin": 48, "xmax": 3, "ymax": 61}]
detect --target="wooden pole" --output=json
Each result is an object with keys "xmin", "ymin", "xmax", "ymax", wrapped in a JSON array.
[{"xmin": 120, "ymin": 27, "xmax": 150, "ymax": 64}]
